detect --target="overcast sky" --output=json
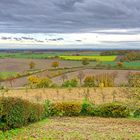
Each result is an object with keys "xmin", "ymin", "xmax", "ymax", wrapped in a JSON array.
[{"xmin": 0, "ymin": 0, "xmax": 140, "ymax": 49}]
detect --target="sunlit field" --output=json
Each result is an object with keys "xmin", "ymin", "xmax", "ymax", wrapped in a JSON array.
[{"xmin": 60, "ymin": 55, "xmax": 117, "ymax": 61}]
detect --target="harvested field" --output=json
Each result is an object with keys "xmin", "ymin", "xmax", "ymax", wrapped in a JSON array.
[
  {"xmin": 0, "ymin": 58, "xmax": 84, "ymax": 72},
  {"xmin": 52, "ymin": 69, "xmax": 140, "ymax": 86},
  {"xmin": 1, "ymin": 68, "xmax": 140, "ymax": 87},
  {"xmin": 1, "ymin": 117, "xmax": 140, "ymax": 140}
]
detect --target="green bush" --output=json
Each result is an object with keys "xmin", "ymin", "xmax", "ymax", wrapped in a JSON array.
[
  {"xmin": 81, "ymin": 98, "xmax": 95, "ymax": 115},
  {"xmin": 62, "ymin": 79, "xmax": 78, "ymax": 87},
  {"xmin": 28, "ymin": 103, "xmax": 45, "ymax": 122},
  {"xmin": 52, "ymin": 102, "xmax": 82, "ymax": 116},
  {"xmin": 44, "ymin": 100, "xmax": 53, "ymax": 117},
  {"xmin": 134, "ymin": 107, "xmax": 140, "ymax": 118},
  {"xmin": 0, "ymin": 97, "xmax": 45, "ymax": 131},
  {"xmin": 97, "ymin": 103, "xmax": 130, "ymax": 118}
]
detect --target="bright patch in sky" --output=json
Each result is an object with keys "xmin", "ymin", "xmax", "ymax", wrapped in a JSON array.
[{"xmin": 0, "ymin": 30, "xmax": 140, "ymax": 49}]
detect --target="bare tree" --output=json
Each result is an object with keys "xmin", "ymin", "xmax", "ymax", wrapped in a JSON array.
[
  {"xmin": 60, "ymin": 73, "xmax": 68, "ymax": 83},
  {"xmin": 7, "ymin": 77, "xmax": 16, "ymax": 87},
  {"xmin": 77, "ymin": 71, "xmax": 85, "ymax": 86}
]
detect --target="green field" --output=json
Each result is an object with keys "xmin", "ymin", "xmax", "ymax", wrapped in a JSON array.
[
  {"xmin": 0, "ymin": 52, "xmax": 113, "ymax": 60},
  {"xmin": 0, "ymin": 52, "xmax": 69, "ymax": 59},
  {"xmin": 0, "ymin": 72, "xmax": 17, "ymax": 79},
  {"xmin": 103, "ymin": 61, "xmax": 140, "ymax": 68},
  {"xmin": 60, "ymin": 55, "xmax": 117, "ymax": 61}
]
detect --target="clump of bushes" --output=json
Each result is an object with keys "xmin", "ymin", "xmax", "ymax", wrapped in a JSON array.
[
  {"xmin": 28, "ymin": 76, "xmax": 52, "ymax": 88},
  {"xmin": 80, "ymin": 100, "xmax": 130, "ymax": 118},
  {"xmin": 52, "ymin": 102, "xmax": 82, "ymax": 116},
  {"xmin": 0, "ymin": 97, "xmax": 45, "ymax": 131},
  {"xmin": 1, "ymin": 97, "xmax": 139, "ymax": 131},
  {"xmin": 44, "ymin": 99, "xmax": 131, "ymax": 118},
  {"xmin": 97, "ymin": 103, "xmax": 130, "ymax": 118},
  {"xmin": 36, "ymin": 78, "xmax": 52, "ymax": 88},
  {"xmin": 62, "ymin": 79, "xmax": 78, "ymax": 87}
]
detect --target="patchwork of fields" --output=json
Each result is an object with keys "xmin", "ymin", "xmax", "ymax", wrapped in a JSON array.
[{"xmin": 0, "ymin": 51, "xmax": 140, "ymax": 140}]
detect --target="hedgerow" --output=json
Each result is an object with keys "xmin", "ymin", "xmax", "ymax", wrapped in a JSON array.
[
  {"xmin": 1, "ymin": 97, "xmax": 139, "ymax": 131},
  {"xmin": 0, "ymin": 97, "xmax": 45, "ymax": 131}
]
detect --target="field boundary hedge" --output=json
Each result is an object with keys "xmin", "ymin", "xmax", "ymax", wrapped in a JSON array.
[{"xmin": 1, "ymin": 97, "xmax": 139, "ymax": 131}]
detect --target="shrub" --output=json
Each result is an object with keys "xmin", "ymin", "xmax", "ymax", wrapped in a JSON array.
[
  {"xmin": 0, "ymin": 97, "xmax": 45, "ymax": 131},
  {"xmin": 62, "ymin": 79, "xmax": 78, "ymax": 87},
  {"xmin": 81, "ymin": 98, "xmax": 95, "ymax": 115},
  {"xmin": 44, "ymin": 100, "xmax": 53, "ymax": 117},
  {"xmin": 28, "ymin": 75, "xmax": 40, "ymax": 85},
  {"xmin": 52, "ymin": 102, "xmax": 82, "ymax": 116},
  {"xmin": 36, "ymin": 78, "xmax": 52, "ymax": 88},
  {"xmin": 134, "ymin": 107, "xmax": 140, "ymax": 118},
  {"xmin": 28, "ymin": 103, "xmax": 45, "ymax": 122},
  {"xmin": 82, "ymin": 58, "xmax": 90, "ymax": 65},
  {"xmin": 97, "ymin": 103, "xmax": 130, "ymax": 118},
  {"xmin": 28, "ymin": 76, "xmax": 52, "ymax": 88}
]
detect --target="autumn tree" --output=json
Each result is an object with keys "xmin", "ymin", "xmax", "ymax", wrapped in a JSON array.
[
  {"xmin": 28, "ymin": 76, "xmax": 52, "ymax": 88},
  {"xmin": 52, "ymin": 61, "xmax": 59, "ymax": 68},
  {"xmin": 28, "ymin": 75, "xmax": 40, "ymax": 85},
  {"xmin": 116, "ymin": 62, "xmax": 123, "ymax": 68},
  {"xmin": 29, "ymin": 61, "xmax": 36, "ymax": 69},
  {"xmin": 82, "ymin": 58, "xmax": 90, "ymax": 66}
]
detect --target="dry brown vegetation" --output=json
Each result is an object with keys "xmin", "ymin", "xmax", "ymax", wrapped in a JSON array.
[{"xmin": 2, "ymin": 87, "xmax": 132, "ymax": 104}]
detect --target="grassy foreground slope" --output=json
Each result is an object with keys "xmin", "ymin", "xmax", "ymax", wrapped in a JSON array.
[{"xmin": 0, "ymin": 117, "xmax": 140, "ymax": 140}]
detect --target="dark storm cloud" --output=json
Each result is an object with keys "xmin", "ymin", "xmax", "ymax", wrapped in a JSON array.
[{"xmin": 0, "ymin": 0, "xmax": 140, "ymax": 33}]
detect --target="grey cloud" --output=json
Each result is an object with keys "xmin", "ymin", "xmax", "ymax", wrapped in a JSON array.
[
  {"xmin": 0, "ymin": 0, "xmax": 140, "ymax": 33},
  {"xmin": 21, "ymin": 37, "xmax": 34, "ymax": 40},
  {"xmin": 48, "ymin": 38, "xmax": 64, "ymax": 41},
  {"xmin": 76, "ymin": 40, "xmax": 82, "ymax": 42},
  {"xmin": 1, "ymin": 36, "xmax": 12, "ymax": 40}
]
